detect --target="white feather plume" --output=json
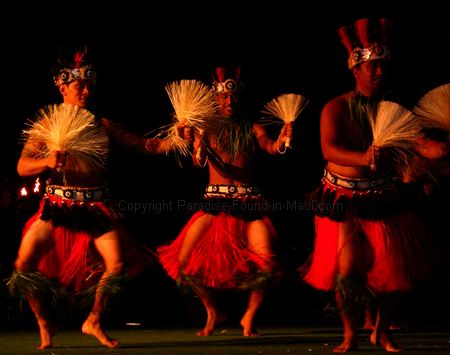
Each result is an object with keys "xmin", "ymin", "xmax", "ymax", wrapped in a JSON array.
[
  {"xmin": 262, "ymin": 93, "xmax": 308, "ymax": 148},
  {"xmin": 262, "ymin": 93, "xmax": 308, "ymax": 124},
  {"xmin": 162, "ymin": 79, "xmax": 218, "ymax": 156},
  {"xmin": 413, "ymin": 83, "xmax": 450, "ymax": 131},
  {"xmin": 369, "ymin": 101, "xmax": 421, "ymax": 166},
  {"xmin": 22, "ymin": 104, "xmax": 109, "ymax": 168}
]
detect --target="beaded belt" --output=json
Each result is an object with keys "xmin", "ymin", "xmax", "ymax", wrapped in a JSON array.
[
  {"xmin": 323, "ymin": 169, "xmax": 393, "ymax": 190},
  {"xmin": 205, "ymin": 184, "xmax": 261, "ymax": 197},
  {"xmin": 45, "ymin": 184, "xmax": 108, "ymax": 202}
]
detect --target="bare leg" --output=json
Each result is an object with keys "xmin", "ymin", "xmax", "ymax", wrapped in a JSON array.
[
  {"xmin": 194, "ymin": 286, "xmax": 224, "ymax": 336},
  {"xmin": 26, "ymin": 295, "xmax": 57, "ymax": 350},
  {"xmin": 333, "ymin": 220, "xmax": 362, "ymax": 352},
  {"xmin": 178, "ymin": 214, "xmax": 214, "ymax": 267},
  {"xmin": 334, "ymin": 290, "xmax": 358, "ymax": 352},
  {"xmin": 370, "ymin": 297, "xmax": 401, "ymax": 352},
  {"xmin": 240, "ymin": 220, "xmax": 275, "ymax": 336},
  {"xmin": 81, "ymin": 230, "xmax": 123, "ymax": 348},
  {"xmin": 240, "ymin": 289, "xmax": 264, "ymax": 336},
  {"xmin": 15, "ymin": 219, "xmax": 55, "ymax": 350},
  {"xmin": 177, "ymin": 214, "xmax": 221, "ymax": 336},
  {"xmin": 363, "ymin": 306, "xmax": 375, "ymax": 330}
]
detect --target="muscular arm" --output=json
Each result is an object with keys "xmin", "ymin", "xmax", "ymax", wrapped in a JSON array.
[
  {"xmin": 192, "ymin": 132, "xmax": 207, "ymax": 167},
  {"xmin": 415, "ymin": 135, "xmax": 448, "ymax": 160},
  {"xmin": 193, "ymin": 133, "xmax": 223, "ymax": 169},
  {"xmin": 253, "ymin": 122, "xmax": 287, "ymax": 156},
  {"xmin": 320, "ymin": 98, "xmax": 372, "ymax": 167},
  {"xmin": 17, "ymin": 142, "xmax": 55, "ymax": 177},
  {"xmin": 101, "ymin": 118, "xmax": 171, "ymax": 155}
]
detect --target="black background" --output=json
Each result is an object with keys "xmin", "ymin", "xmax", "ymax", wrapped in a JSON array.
[{"xmin": 1, "ymin": 4, "xmax": 449, "ymax": 330}]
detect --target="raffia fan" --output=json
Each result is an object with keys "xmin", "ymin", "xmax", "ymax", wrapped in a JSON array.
[
  {"xmin": 369, "ymin": 101, "xmax": 421, "ymax": 167},
  {"xmin": 262, "ymin": 93, "xmax": 308, "ymax": 147},
  {"xmin": 162, "ymin": 79, "xmax": 218, "ymax": 156},
  {"xmin": 413, "ymin": 83, "xmax": 450, "ymax": 132},
  {"xmin": 22, "ymin": 104, "xmax": 109, "ymax": 169}
]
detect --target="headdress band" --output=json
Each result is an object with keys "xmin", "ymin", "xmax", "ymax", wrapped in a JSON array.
[
  {"xmin": 211, "ymin": 79, "xmax": 245, "ymax": 94},
  {"xmin": 53, "ymin": 65, "xmax": 96, "ymax": 86},
  {"xmin": 348, "ymin": 44, "xmax": 390, "ymax": 69}
]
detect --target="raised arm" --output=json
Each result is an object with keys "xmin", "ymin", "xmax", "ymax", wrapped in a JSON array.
[
  {"xmin": 101, "ymin": 118, "xmax": 193, "ymax": 155},
  {"xmin": 100, "ymin": 118, "xmax": 169, "ymax": 155},
  {"xmin": 192, "ymin": 130, "xmax": 207, "ymax": 167},
  {"xmin": 252, "ymin": 122, "xmax": 292, "ymax": 156}
]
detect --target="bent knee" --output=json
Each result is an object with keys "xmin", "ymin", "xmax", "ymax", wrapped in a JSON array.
[
  {"xmin": 178, "ymin": 255, "xmax": 188, "ymax": 269},
  {"xmin": 259, "ymin": 258, "xmax": 276, "ymax": 273},
  {"xmin": 14, "ymin": 259, "xmax": 36, "ymax": 273},
  {"xmin": 107, "ymin": 261, "xmax": 125, "ymax": 275}
]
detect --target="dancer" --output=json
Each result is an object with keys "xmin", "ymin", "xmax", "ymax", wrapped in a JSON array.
[
  {"xmin": 9, "ymin": 45, "xmax": 189, "ymax": 350},
  {"xmin": 158, "ymin": 66, "xmax": 293, "ymax": 336}
]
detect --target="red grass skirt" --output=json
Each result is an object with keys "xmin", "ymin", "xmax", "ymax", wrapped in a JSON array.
[
  {"xmin": 157, "ymin": 210, "xmax": 276, "ymax": 289},
  {"xmin": 22, "ymin": 195, "xmax": 154, "ymax": 292},
  {"xmin": 302, "ymin": 213, "xmax": 431, "ymax": 293}
]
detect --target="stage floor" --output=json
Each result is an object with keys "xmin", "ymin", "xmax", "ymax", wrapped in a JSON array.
[{"xmin": 0, "ymin": 325, "xmax": 449, "ymax": 354}]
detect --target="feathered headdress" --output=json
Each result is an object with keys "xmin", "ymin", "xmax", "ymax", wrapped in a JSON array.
[
  {"xmin": 211, "ymin": 66, "xmax": 245, "ymax": 94},
  {"xmin": 53, "ymin": 46, "xmax": 97, "ymax": 86},
  {"xmin": 338, "ymin": 18, "xmax": 392, "ymax": 69}
]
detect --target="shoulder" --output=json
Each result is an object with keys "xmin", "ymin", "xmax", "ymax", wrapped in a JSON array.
[
  {"xmin": 252, "ymin": 121, "xmax": 264, "ymax": 130},
  {"xmin": 98, "ymin": 117, "xmax": 119, "ymax": 132},
  {"xmin": 321, "ymin": 93, "xmax": 352, "ymax": 123},
  {"xmin": 99, "ymin": 117, "xmax": 110, "ymax": 127},
  {"xmin": 251, "ymin": 122, "xmax": 268, "ymax": 136},
  {"xmin": 322, "ymin": 93, "xmax": 350, "ymax": 114}
]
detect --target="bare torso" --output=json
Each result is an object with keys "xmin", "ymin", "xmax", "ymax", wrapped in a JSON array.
[
  {"xmin": 51, "ymin": 155, "xmax": 106, "ymax": 187},
  {"xmin": 323, "ymin": 92, "xmax": 392, "ymax": 178},
  {"xmin": 205, "ymin": 125, "xmax": 257, "ymax": 185}
]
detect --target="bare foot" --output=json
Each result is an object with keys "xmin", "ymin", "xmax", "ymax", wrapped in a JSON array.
[
  {"xmin": 370, "ymin": 330, "xmax": 401, "ymax": 352},
  {"xmin": 240, "ymin": 314, "xmax": 260, "ymax": 337},
  {"xmin": 197, "ymin": 328, "xmax": 212, "ymax": 336},
  {"xmin": 243, "ymin": 328, "xmax": 260, "ymax": 337},
  {"xmin": 196, "ymin": 311, "xmax": 225, "ymax": 336},
  {"xmin": 82, "ymin": 320, "xmax": 119, "ymax": 348},
  {"xmin": 333, "ymin": 339, "xmax": 357, "ymax": 352},
  {"xmin": 37, "ymin": 321, "xmax": 57, "ymax": 350}
]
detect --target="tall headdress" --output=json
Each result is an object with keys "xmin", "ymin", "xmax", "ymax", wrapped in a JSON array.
[
  {"xmin": 211, "ymin": 66, "xmax": 245, "ymax": 94},
  {"xmin": 53, "ymin": 46, "xmax": 97, "ymax": 86},
  {"xmin": 338, "ymin": 18, "xmax": 392, "ymax": 69}
]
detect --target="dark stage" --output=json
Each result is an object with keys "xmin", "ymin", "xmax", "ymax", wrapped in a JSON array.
[{"xmin": 1, "ymin": 6, "xmax": 449, "ymax": 352}]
